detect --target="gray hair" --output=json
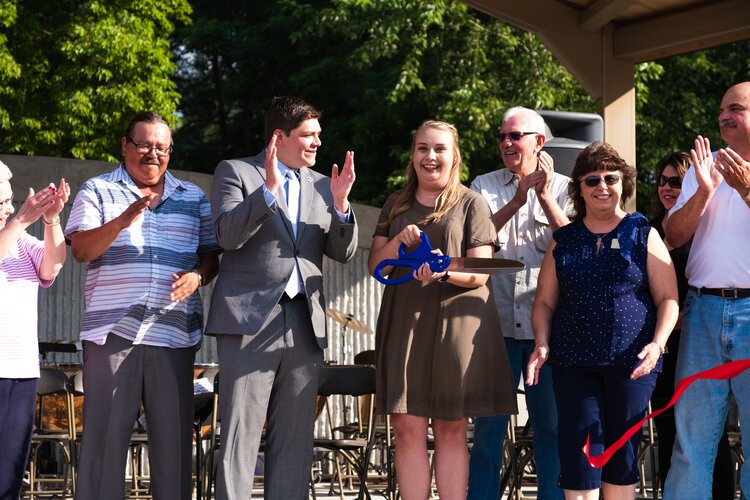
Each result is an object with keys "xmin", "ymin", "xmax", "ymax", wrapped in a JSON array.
[
  {"xmin": 0, "ymin": 161, "xmax": 12, "ymax": 183},
  {"xmin": 502, "ymin": 107, "xmax": 546, "ymax": 137}
]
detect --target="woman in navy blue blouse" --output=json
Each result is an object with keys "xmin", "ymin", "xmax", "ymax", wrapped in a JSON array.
[{"xmin": 526, "ymin": 142, "xmax": 678, "ymax": 500}]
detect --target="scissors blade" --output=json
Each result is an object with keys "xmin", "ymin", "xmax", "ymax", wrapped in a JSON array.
[{"xmin": 446, "ymin": 257, "xmax": 524, "ymax": 274}]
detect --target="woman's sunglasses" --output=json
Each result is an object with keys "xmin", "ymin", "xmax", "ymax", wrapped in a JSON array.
[
  {"xmin": 582, "ymin": 174, "xmax": 621, "ymax": 187},
  {"xmin": 659, "ymin": 175, "xmax": 682, "ymax": 189}
]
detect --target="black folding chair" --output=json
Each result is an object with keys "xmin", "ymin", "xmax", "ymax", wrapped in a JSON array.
[
  {"xmin": 26, "ymin": 367, "xmax": 75, "ymax": 499},
  {"xmin": 314, "ymin": 364, "xmax": 378, "ymax": 500}
]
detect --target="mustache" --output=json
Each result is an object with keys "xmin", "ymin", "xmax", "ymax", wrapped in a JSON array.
[{"xmin": 719, "ymin": 119, "xmax": 736, "ymax": 128}]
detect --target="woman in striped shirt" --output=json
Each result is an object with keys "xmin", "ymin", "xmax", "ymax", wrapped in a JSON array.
[{"xmin": 0, "ymin": 160, "xmax": 69, "ymax": 499}]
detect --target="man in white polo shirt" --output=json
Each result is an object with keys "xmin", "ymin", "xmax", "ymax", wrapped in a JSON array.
[
  {"xmin": 663, "ymin": 81, "xmax": 750, "ymax": 499},
  {"xmin": 469, "ymin": 107, "xmax": 569, "ymax": 500}
]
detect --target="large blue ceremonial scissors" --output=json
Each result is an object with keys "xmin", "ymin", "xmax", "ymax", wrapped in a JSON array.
[{"xmin": 373, "ymin": 232, "xmax": 524, "ymax": 285}]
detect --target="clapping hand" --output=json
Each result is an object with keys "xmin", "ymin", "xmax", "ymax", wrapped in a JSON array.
[
  {"xmin": 513, "ymin": 169, "xmax": 542, "ymax": 206},
  {"xmin": 42, "ymin": 179, "xmax": 70, "ymax": 222},
  {"xmin": 14, "ymin": 182, "xmax": 67, "ymax": 228},
  {"xmin": 715, "ymin": 147, "xmax": 750, "ymax": 197},
  {"xmin": 264, "ymin": 133, "xmax": 284, "ymax": 196},
  {"xmin": 690, "ymin": 136, "xmax": 723, "ymax": 196},
  {"xmin": 115, "ymin": 194, "xmax": 155, "ymax": 230},
  {"xmin": 534, "ymin": 151, "xmax": 555, "ymax": 194},
  {"xmin": 331, "ymin": 150, "xmax": 355, "ymax": 214}
]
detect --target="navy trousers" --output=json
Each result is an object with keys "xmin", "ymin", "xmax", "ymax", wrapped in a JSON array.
[{"xmin": 0, "ymin": 377, "xmax": 38, "ymax": 500}]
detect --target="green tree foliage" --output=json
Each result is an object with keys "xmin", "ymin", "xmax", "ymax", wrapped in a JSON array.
[
  {"xmin": 0, "ymin": 1, "xmax": 21, "ymax": 131},
  {"xmin": 171, "ymin": 0, "xmax": 308, "ymax": 172},
  {"xmin": 634, "ymin": 41, "xmax": 750, "ymax": 214},
  {"xmin": 172, "ymin": 0, "xmax": 593, "ymax": 205},
  {"xmin": 4, "ymin": 0, "xmax": 745, "ymax": 212},
  {"xmin": 0, "ymin": 0, "xmax": 191, "ymax": 161}
]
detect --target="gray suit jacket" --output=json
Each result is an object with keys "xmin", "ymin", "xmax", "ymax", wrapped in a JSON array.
[{"xmin": 205, "ymin": 151, "xmax": 358, "ymax": 349}]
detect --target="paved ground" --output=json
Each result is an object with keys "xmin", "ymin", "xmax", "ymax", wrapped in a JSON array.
[
  {"xmin": 306, "ymin": 480, "xmax": 673, "ymax": 499},
  {"xmin": 308, "ymin": 482, "xmax": 666, "ymax": 499}
]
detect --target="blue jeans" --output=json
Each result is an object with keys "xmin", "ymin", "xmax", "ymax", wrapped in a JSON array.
[
  {"xmin": 468, "ymin": 338, "xmax": 563, "ymax": 500},
  {"xmin": 663, "ymin": 292, "xmax": 750, "ymax": 500}
]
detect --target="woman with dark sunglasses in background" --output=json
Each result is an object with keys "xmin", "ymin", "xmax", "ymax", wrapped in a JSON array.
[
  {"xmin": 648, "ymin": 151, "xmax": 735, "ymax": 498},
  {"xmin": 526, "ymin": 142, "xmax": 678, "ymax": 500}
]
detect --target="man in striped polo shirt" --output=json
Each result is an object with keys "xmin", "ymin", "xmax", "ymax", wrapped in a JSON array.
[{"xmin": 65, "ymin": 111, "xmax": 221, "ymax": 500}]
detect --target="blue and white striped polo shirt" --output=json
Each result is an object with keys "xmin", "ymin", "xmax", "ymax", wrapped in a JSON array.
[{"xmin": 65, "ymin": 165, "xmax": 221, "ymax": 348}]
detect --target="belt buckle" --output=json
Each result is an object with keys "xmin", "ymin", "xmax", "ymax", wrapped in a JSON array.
[{"xmin": 721, "ymin": 288, "xmax": 738, "ymax": 299}]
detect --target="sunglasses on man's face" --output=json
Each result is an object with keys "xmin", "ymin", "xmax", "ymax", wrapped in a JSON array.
[
  {"xmin": 495, "ymin": 131, "xmax": 537, "ymax": 142},
  {"xmin": 659, "ymin": 175, "xmax": 682, "ymax": 189},
  {"xmin": 582, "ymin": 174, "xmax": 621, "ymax": 187}
]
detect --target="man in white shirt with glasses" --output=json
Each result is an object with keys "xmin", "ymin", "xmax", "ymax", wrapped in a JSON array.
[{"xmin": 469, "ymin": 106, "xmax": 570, "ymax": 500}]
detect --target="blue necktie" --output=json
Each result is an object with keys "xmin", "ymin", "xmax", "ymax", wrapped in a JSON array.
[{"xmin": 284, "ymin": 170, "xmax": 302, "ymax": 298}]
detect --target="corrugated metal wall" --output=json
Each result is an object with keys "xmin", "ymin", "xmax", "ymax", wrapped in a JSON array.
[
  {"xmin": 4, "ymin": 154, "xmax": 385, "ymax": 443},
  {"xmin": 5, "ymin": 155, "xmax": 384, "ymax": 368}
]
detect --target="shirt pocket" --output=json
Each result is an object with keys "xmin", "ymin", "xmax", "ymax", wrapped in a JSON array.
[
  {"xmin": 533, "ymin": 209, "xmax": 553, "ymax": 252},
  {"xmin": 496, "ymin": 223, "xmax": 510, "ymax": 251},
  {"xmin": 156, "ymin": 202, "xmax": 202, "ymax": 248}
]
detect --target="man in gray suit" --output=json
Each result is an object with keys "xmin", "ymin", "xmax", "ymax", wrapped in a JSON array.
[{"xmin": 207, "ymin": 96, "xmax": 358, "ymax": 499}]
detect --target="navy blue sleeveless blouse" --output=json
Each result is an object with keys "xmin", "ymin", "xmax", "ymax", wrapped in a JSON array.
[{"xmin": 548, "ymin": 213, "xmax": 660, "ymax": 371}]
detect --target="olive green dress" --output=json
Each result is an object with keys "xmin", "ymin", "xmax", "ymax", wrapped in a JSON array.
[{"xmin": 373, "ymin": 187, "xmax": 517, "ymax": 420}]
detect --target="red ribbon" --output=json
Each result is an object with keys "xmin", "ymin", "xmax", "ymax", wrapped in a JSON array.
[{"xmin": 583, "ymin": 359, "xmax": 750, "ymax": 468}]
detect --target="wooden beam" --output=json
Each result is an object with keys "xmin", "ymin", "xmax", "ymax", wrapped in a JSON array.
[
  {"xmin": 461, "ymin": 0, "xmax": 596, "ymax": 46},
  {"xmin": 461, "ymin": 0, "xmax": 605, "ymax": 97},
  {"xmin": 579, "ymin": 0, "xmax": 639, "ymax": 32},
  {"xmin": 600, "ymin": 25, "xmax": 637, "ymax": 210},
  {"xmin": 615, "ymin": 0, "xmax": 750, "ymax": 62},
  {"xmin": 536, "ymin": 31, "xmax": 604, "ymax": 99}
]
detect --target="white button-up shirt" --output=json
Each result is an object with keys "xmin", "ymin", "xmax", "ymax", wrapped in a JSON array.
[{"xmin": 471, "ymin": 168, "xmax": 571, "ymax": 340}]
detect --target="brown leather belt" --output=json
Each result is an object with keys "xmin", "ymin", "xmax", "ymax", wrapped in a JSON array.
[{"xmin": 689, "ymin": 286, "xmax": 750, "ymax": 299}]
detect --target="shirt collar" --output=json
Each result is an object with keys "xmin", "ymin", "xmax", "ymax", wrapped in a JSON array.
[
  {"xmin": 498, "ymin": 168, "xmax": 518, "ymax": 186},
  {"xmin": 277, "ymin": 161, "xmax": 300, "ymax": 179},
  {"xmin": 115, "ymin": 163, "xmax": 185, "ymax": 196}
]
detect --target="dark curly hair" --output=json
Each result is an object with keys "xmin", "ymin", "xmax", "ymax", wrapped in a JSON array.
[
  {"xmin": 568, "ymin": 142, "xmax": 636, "ymax": 221},
  {"xmin": 649, "ymin": 151, "xmax": 690, "ymax": 219}
]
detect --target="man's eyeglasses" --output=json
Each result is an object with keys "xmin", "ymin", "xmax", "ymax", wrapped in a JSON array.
[
  {"xmin": 127, "ymin": 138, "xmax": 173, "ymax": 157},
  {"xmin": 495, "ymin": 131, "xmax": 538, "ymax": 142},
  {"xmin": 582, "ymin": 174, "xmax": 621, "ymax": 187},
  {"xmin": 0, "ymin": 194, "xmax": 14, "ymax": 208},
  {"xmin": 659, "ymin": 175, "xmax": 682, "ymax": 189}
]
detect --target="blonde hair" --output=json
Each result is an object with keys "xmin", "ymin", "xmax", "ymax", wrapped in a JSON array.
[
  {"xmin": 0, "ymin": 161, "xmax": 12, "ymax": 183},
  {"xmin": 384, "ymin": 120, "xmax": 464, "ymax": 226}
]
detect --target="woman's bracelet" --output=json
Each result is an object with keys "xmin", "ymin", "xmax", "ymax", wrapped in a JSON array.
[
  {"xmin": 651, "ymin": 341, "xmax": 666, "ymax": 356},
  {"xmin": 535, "ymin": 342, "xmax": 549, "ymax": 351},
  {"xmin": 43, "ymin": 215, "xmax": 61, "ymax": 226}
]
